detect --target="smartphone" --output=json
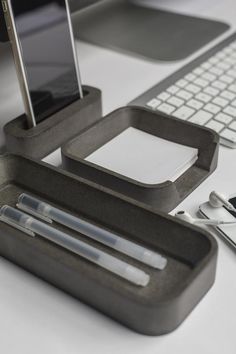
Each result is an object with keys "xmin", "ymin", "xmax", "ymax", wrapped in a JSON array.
[
  {"xmin": 0, "ymin": 2, "xmax": 8, "ymax": 42},
  {"xmin": 199, "ymin": 197, "xmax": 236, "ymax": 250},
  {"xmin": 2, "ymin": 0, "xmax": 83, "ymax": 127}
]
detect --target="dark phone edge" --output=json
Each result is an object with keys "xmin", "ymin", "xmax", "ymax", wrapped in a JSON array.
[{"xmin": 198, "ymin": 208, "xmax": 236, "ymax": 251}]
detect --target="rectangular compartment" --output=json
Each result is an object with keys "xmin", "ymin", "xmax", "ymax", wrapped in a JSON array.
[
  {"xmin": 62, "ymin": 107, "xmax": 219, "ymax": 212},
  {"xmin": 0, "ymin": 154, "xmax": 218, "ymax": 335}
]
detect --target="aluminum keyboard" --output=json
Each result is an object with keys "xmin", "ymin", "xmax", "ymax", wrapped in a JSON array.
[{"xmin": 130, "ymin": 33, "xmax": 236, "ymax": 148}]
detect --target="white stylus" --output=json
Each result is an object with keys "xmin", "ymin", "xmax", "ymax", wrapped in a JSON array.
[
  {"xmin": 17, "ymin": 193, "xmax": 167, "ymax": 270},
  {"xmin": 0, "ymin": 205, "xmax": 150, "ymax": 287}
]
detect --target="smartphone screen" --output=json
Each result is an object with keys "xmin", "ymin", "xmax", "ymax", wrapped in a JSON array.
[
  {"xmin": 227, "ymin": 197, "xmax": 236, "ymax": 217},
  {"xmin": 9, "ymin": 0, "xmax": 82, "ymax": 125},
  {"xmin": 199, "ymin": 199, "xmax": 236, "ymax": 249}
]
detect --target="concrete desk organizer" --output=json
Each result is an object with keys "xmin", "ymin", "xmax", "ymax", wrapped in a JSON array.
[
  {"xmin": 0, "ymin": 154, "xmax": 218, "ymax": 335},
  {"xmin": 62, "ymin": 107, "xmax": 219, "ymax": 212},
  {"xmin": 4, "ymin": 86, "xmax": 102, "ymax": 159}
]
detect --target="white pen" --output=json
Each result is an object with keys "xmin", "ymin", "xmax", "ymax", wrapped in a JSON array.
[
  {"xmin": 17, "ymin": 193, "xmax": 167, "ymax": 270},
  {"xmin": 0, "ymin": 205, "xmax": 150, "ymax": 287}
]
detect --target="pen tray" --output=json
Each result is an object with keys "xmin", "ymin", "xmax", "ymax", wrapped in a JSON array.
[
  {"xmin": 62, "ymin": 107, "xmax": 219, "ymax": 212},
  {"xmin": 0, "ymin": 154, "xmax": 217, "ymax": 335}
]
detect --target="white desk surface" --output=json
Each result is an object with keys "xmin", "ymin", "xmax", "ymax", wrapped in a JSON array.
[{"xmin": 0, "ymin": 0, "xmax": 236, "ymax": 353}]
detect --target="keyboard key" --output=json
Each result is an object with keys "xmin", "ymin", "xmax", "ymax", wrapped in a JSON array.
[
  {"xmin": 189, "ymin": 111, "xmax": 213, "ymax": 125},
  {"xmin": 185, "ymin": 73, "xmax": 197, "ymax": 82},
  {"xmin": 195, "ymin": 92, "xmax": 212, "ymax": 103},
  {"xmin": 221, "ymin": 128, "xmax": 236, "ymax": 143},
  {"xmin": 146, "ymin": 98, "xmax": 161, "ymax": 109},
  {"xmin": 220, "ymin": 90, "xmax": 236, "ymax": 100},
  {"xmin": 229, "ymin": 46, "xmax": 236, "ymax": 55},
  {"xmin": 230, "ymin": 42, "xmax": 236, "ymax": 49},
  {"xmin": 215, "ymin": 113, "xmax": 233, "ymax": 125},
  {"xmin": 220, "ymin": 74, "xmax": 234, "ymax": 84},
  {"xmin": 193, "ymin": 67, "xmax": 204, "ymax": 76},
  {"xmin": 167, "ymin": 96, "xmax": 184, "ymax": 108},
  {"xmin": 228, "ymin": 53, "xmax": 236, "ymax": 62},
  {"xmin": 176, "ymin": 90, "xmax": 193, "ymax": 100},
  {"xmin": 217, "ymin": 62, "xmax": 231, "ymax": 70},
  {"xmin": 201, "ymin": 72, "xmax": 216, "ymax": 82},
  {"xmin": 228, "ymin": 84, "xmax": 236, "ymax": 93},
  {"xmin": 223, "ymin": 46, "xmax": 234, "ymax": 55},
  {"xmin": 158, "ymin": 103, "xmax": 176, "ymax": 115},
  {"xmin": 176, "ymin": 79, "xmax": 188, "ymax": 88},
  {"xmin": 194, "ymin": 78, "xmax": 208, "ymax": 88},
  {"xmin": 157, "ymin": 92, "xmax": 171, "ymax": 101},
  {"xmin": 216, "ymin": 51, "xmax": 227, "ymax": 60},
  {"xmin": 167, "ymin": 85, "xmax": 179, "ymax": 94},
  {"xmin": 185, "ymin": 84, "xmax": 201, "ymax": 94},
  {"xmin": 187, "ymin": 99, "xmax": 204, "ymax": 110},
  {"xmin": 206, "ymin": 120, "xmax": 224, "ymax": 133},
  {"xmin": 204, "ymin": 86, "xmax": 219, "ymax": 97},
  {"xmin": 231, "ymin": 99, "xmax": 236, "ymax": 107},
  {"xmin": 204, "ymin": 103, "xmax": 221, "ymax": 114},
  {"xmin": 229, "ymin": 121, "xmax": 236, "ymax": 131},
  {"xmin": 224, "ymin": 56, "xmax": 236, "ymax": 65},
  {"xmin": 209, "ymin": 56, "xmax": 219, "ymax": 65},
  {"xmin": 212, "ymin": 97, "xmax": 229, "ymax": 108},
  {"xmin": 209, "ymin": 67, "xmax": 224, "ymax": 76},
  {"xmin": 212, "ymin": 80, "xmax": 227, "ymax": 90},
  {"xmin": 230, "ymin": 54, "xmax": 236, "ymax": 62},
  {"xmin": 223, "ymin": 106, "xmax": 236, "ymax": 117},
  {"xmin": 201, "ymin": 62, "xmax": 212, "ymax": 70},
  {"xmin": 172, "ymin": 106, "xmax": 195, "ymax": 120},
  {"xmin": 228, "ymin": 55, "xmax": 236, "ymax": 63},
  {"xmin": 227, "ymin": 69, "xmax": 236, "ymax": 78},
  {"xmin": 230, "ymin": 42, "xmax": 236, "ymax": 50}
]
